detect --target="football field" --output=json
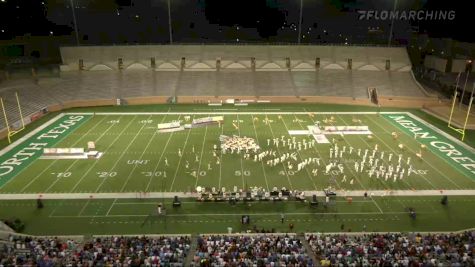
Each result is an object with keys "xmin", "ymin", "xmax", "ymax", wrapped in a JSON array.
[{"xmin": 1, "ymin": 110, "xmax": 474, "ymax": 195}]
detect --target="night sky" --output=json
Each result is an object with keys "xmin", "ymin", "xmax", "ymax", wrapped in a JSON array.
[{"xmin": 0, "ymin": 0, "xmax": 472, "ymax": 45}]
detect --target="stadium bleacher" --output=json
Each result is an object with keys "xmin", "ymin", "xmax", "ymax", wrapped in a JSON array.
[
  {"xmin": 1, "ymin": 232, "xmax": 473, "ymax": 266},
  {"xmin": 193, "ymin": 234, "xmax": 314, "ymax": 266},
  {"xmin": 0, "ymin": 45, "xmax": 431, "ymax": 131},
  {"xmin": 307, "ymin": 231, "xmax": 475, "ymax": 266},
  {"xmin": 0, "ymin": 235, "xmax": 191, "ymax": 266}
]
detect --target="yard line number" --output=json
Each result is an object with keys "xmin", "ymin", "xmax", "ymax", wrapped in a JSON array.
[
  {"xmin": 141, "ymin": 171, "xmax": 167, "ymax": 177},
  {"xmin": 97, "ymin": 172, "xmax": 117, "ymax": 178},
  {"xmin": 51, "ymin": 172, "xmax": 71, "ymax": 178}
]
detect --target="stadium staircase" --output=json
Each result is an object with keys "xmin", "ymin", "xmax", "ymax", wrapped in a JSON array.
[
  {"xmin": 298, "ymin": 233, "xmax": 319, "ymax": 266},
  {"xmin": 184, "ymin": 234, "xmax": 199, "ymax": 266}
]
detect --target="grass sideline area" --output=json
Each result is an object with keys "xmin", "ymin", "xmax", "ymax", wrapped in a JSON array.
[
  {"xmin": 1, "ymin": 196, "xmax": 475, "ymax": 236},
  {"xmin": 0, "ymin": 103, "xmax": 474, "ymax": 235}
]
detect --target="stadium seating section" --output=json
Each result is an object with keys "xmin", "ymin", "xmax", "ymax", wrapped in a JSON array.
[
  {"xmin": 1, "ymin": 232, "xmax": 473, "ymax": 266},
  {"xmin": 0, "ymin": 45, "xmax": 432, "ymax": 131}
]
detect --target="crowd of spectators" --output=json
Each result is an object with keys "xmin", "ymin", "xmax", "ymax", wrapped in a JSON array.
[
  {"xmin": 3, "ymin": 231, "xmax": 475, "ymax": 266},
  {"xmin": 307, "ymin": 231, "xmax": 475, "ymax": 266},
  {"xmin": 193, "ymin": 234, "xmax": 314, "ymax": 266},
  {"xmin": 0, "ymin": 235, "xmax": 190, "ymax": 266},
  {"xmin": 0, "ymin": 235, "xmax": 80, "ymax": 266}
]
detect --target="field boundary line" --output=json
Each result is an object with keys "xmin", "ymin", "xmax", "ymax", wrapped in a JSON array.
[
  {"xmin": 368, "ymin": 114, "xmax": 459, "ymax": 189},
  {"xmin": 0, "ymin": 113, "xmax": 65, "ymax": 156},
  {"xmin": 40, "ymin": 117, "xmax": 107, "ymax": 192},
  {"xmin": 65, "ymin": 112, "xmax": 407, "ymax": 116},
  {"xmin": 1, "ymin": 189, "xmax": 475, "ymax": 200},
  {"xmin": 407, "ymin": 113, "xmax": 475, "ymax": 153},
  {"xmin": 0, "ymin": 115, "xmax": 92, "ymax": 191},
  {"xmin": 48, "ymin": 211, "xmax": 435, "ymax": 218}
]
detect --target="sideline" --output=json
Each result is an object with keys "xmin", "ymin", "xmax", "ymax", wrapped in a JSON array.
[{"xmin": 0, "ymin": 189, "xmax": 474, "ymax": 200}]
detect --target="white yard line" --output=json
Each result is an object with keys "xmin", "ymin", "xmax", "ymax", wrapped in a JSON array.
[
  {"xmin": 143, "ymin": 114, "xmax": 176, "ymax": 192},
  {"xmin": 17, "ymin": 116, "xmax": 104, "ymax": 192},
  {"xmin": 69, "ymin": 116, "xmax": 135, "ymax": 192},
  {"xmin": 384, "ymin": 114, "xmax": 475, "ymax": 185},
  {"xmin": 169, "ymin": 116, "xmax": 194, "ymax": 191},
  {"xmin": 292, "ymin": 113, "xmax": 342, "ymax": 190},
  {"xmin": 119, "ymin": 116, "xmax": 162, "ymax": 192},
  {"xmin": 2, "ymin": 189, "xmax": 474, "ymax": 200},
  {"xmin": 371, "ymin": 198, "xmax": 384, "ymax": 214},
  {"xmin": 236, "ymin": 114, "xmax": 245, "ymax": 189},
  {"xmin": 194, "ymin": 124, "xmax": 209, "ymax": 189},
  {"xmin": 66, "ymin": 111, "xmax": 407, "ymax": 116},
  {"xmin": 365, "ymin": 115, "xmax": 455, "ymax": 189},
  {"xmin": 279, "ymin": 116, "xmax": 317, "ymax": 190},
  {"xmin": 266, "ymin": 114, "xmax": 294, "ymax": 190},
  {"xmin": 218, "ymin": 119, "xmax": 224, "ymax": 189},
  {"xmin": 105, "ymin": 198, "xmax": 117, "ymax": 216},
  {"xmin": 337, "ymin": 115, "xmax": 420, "ymax": 190},
  {"xmin": 42, "ymin": 117, "xmax": 110, "ymax": 193},
  {"xmin": 336, "ymin": 114, "xmax": 429, "ymax": 211},
  {"xmin": 407, "ymin": 113, "xmax": 475, "ymax": 153},
  {"xmin": 250, "ymin": 115, "xmax": 270, "ymax": 191},
  {"xmin": 0, "ymin": 113, "xmax": 65, "ymax": 156},
  {"xmin": 77, "ymin": 199, "xmax": 91, "ymax": 217},
  {"xmin": 95, "ymin": 115, "xmax": 153, "ymax": 193},
  {"xmin": 323, "ymin": 114, "xmax": 368, "ymax": 191},
  {"xmin": 49, "ymin": 210, "xmax": 435, "ymax": 218}
]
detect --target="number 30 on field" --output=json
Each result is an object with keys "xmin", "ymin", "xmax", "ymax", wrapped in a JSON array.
[{"xmin": 141, "ymin": 171, "xmax": 167, "ymax": 177}]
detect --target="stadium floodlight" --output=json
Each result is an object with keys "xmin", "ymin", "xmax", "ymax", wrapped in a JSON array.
[
  {"xmin": 459, "ymin": 61, "xmax": 472, "ymax": 109},
  {"xmin": 167, "ymin": 0, "xmax": 173, "ymax": 44},
  {"xmin": 69, "ymin": 0, "xmax": 80, "ymax": 46},
  {"xmin": 297, "ymin": 0, "xmax": 303, "ymax": 44},
  {"xmin": 387, "ymin": 0, "xmax": 398, "ymax": 47}
]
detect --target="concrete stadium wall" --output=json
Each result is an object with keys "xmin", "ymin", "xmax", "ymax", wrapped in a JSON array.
[
  {"xmin": 175, "ymin": 95, "xmax": 437, "ymax": 108},
  {"xmin": 31, "ymin": 95, "xmax": 440, "ymax": 113},
  {"xmin": 378, "ymin": 96, "xmax": 440, "ymax": 108},
  {"xmin": 0, "ymin": 95, "xmax": 439, "ymax": 141},
  {"xmin": 60, "ymin": 45, "xmax": 412, "ymax": 72},
  {"xmin": 124, "ymin": 96, "xmax": 169, "ymax": 105},
  {"xmin": 47, "ymin": 99, "xmax": 115, "ymax": 112},
  {"xmin": 424, "ymin": 55, "xmax": 447, "ymax": 73}
]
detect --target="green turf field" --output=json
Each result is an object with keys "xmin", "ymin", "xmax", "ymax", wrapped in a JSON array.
[
  {"xmin": 0, "ymin": 105, "xmax": 474, "ymax": 235},
  {"xmin": 0, "ymin": 111, "xmax": 474, "ymax": 194}
]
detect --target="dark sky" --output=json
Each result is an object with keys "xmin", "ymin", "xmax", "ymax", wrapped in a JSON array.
[{"xmin": 0, "ymin": 0, "xmax": 472, "ymax": 44}]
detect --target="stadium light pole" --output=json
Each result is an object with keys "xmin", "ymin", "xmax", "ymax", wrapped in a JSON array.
[
  {"xmin": 69, "ymin": 0, "xmax": 80, "ymax": 46},
  {"xmin": 459, "ymin": 70, "xmax": 470, "ymax": 109},
  {"xmin": 297, "ymin": 0, "xmax": 303, "ymax": 44},
  {"xmin": 387, "ymin": 0, "xmax": 398, "ymax": 47},
  {"xmin": 167, "ymin": 0, "xmax": 173, "ymax": 44}
]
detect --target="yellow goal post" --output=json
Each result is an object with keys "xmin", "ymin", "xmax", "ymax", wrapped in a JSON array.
[{"xmin": 0, "ymin": 92, "xmax": 26, "ymax": 143}]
